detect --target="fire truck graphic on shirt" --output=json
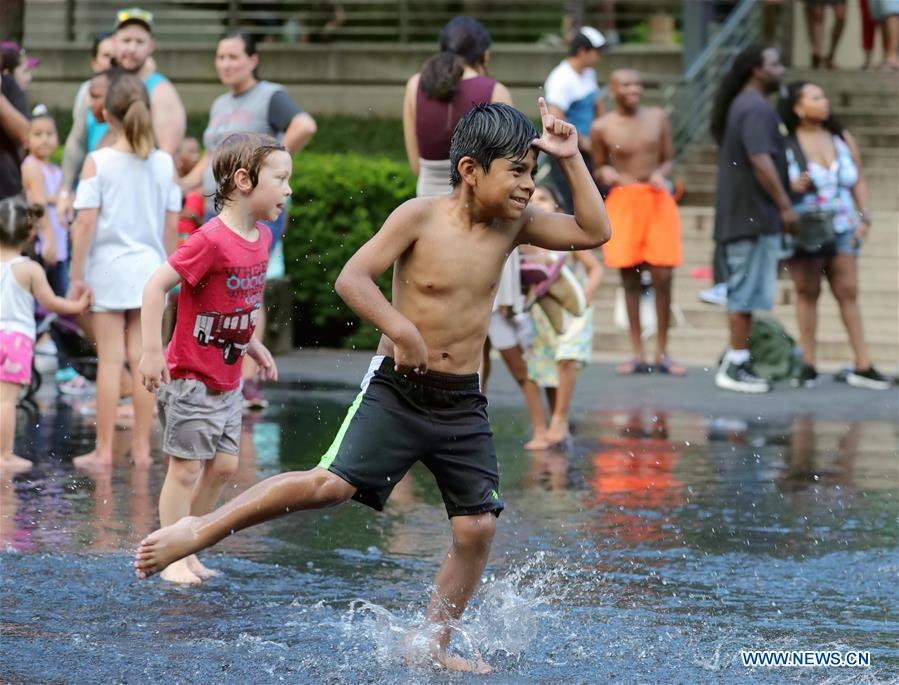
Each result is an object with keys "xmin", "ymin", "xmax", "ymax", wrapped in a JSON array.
[{"xmin": 192, "ymin": 306, "xmax": 260, "ymax": 364}]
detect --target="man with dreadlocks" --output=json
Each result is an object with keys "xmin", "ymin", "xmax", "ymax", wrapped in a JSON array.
[{"xmin": 709, "ymin": 45, "xmax": 797, "ymax": 394}]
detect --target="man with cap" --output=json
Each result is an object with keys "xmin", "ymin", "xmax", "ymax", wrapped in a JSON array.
[
  {"xmin": 57, "ymin": 7, "xmax": 186, "ymax": 222},
  {"xmin": 541, "ymin": 26, "xmax": 607, "ymax": 210}
]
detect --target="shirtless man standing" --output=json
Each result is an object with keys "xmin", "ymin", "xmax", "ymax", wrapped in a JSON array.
[
  {"xmin": 591, "ymin": 69, "xmax": 685, "ymax": 376},
  {"xmin": 134, "ymin": 99, "xmax": 611, "ymax": 672}
]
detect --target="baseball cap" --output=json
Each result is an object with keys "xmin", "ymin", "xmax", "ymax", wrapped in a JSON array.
[
  {"xmin": 579, "ymin": 27, "xmax": 607, "ymax": 50},
  {"xmin": 114, "ymin": 7, "xmax": 154, "ymax": 33}
]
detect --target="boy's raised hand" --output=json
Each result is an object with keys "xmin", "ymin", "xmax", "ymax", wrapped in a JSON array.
[{"xmin": 532, "ymin": 97, "xmax": 578, "ymax": 159}]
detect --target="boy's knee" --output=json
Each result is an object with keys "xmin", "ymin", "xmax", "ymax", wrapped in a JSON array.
[
  {"xmin": 311, "ymin": 468, "xmax": 355, "ymax": 507},
  {"xmin": 168, "ymin": 456, "xmax": 203, "ymax": 488},
  {"xmin": 208, "ymin": 452, "xmax": 239, "ymax": 482},
  {"xmin": 452, "ymin": 513, "xmax": 497, "ymax": 551}
]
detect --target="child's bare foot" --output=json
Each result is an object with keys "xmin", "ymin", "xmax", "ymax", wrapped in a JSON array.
[
  {"xmin": 544, "ymin": 416, "xmax": 570, "ymax": 445},
  {"xmin": 0, "ymin": 454, "xmax": 33, "ymax": 473},
  {"xmin": 130, "ymin": 442, "xmax": 151, "ymax": 467},
  {"xmin": 72, "ymin": 450, "xmax": 112, "ymax": 469},
  {"xmin": 435, "ymin": 652, "xmax": 493, "ymax": 674},
  {"xmin": 159, "ymin": 558, "xmax": 202, "ymax": 585},
  {"xmin": 524, "ymin": 434, "xmax": 551, "ymax": 450},
  {"xmin": 187, "ymin": 554, "xmax": 220, "ymax": 580},
  {"xmin": 134, "ymin": 516, "xmax": 202, "ymax": 580},
  {"xmin": 404, "ymin": 630, "xmax": 493, "ymax": 674}
]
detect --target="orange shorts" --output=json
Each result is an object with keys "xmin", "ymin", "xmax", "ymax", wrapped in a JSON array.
[{"xmin": 603, "ymin": 184, "xmax": 682, "ymax": 269}]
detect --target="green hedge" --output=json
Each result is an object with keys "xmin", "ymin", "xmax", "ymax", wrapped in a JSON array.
[{"xmin": 283, "ymin": 152, "xmax": 416, "ymax": 349}]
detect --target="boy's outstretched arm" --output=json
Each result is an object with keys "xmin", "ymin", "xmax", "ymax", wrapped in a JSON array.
[
  {"xmin": 335, "ymin": 201, "xmax": 427, "ymax": 373},
  {"xmin": 139, "ymin": 263, "xmax": 181, "ymax": 392},
  {"xmin": 518, "ymin": 97, "xmax": 612, "ymax": 252}
]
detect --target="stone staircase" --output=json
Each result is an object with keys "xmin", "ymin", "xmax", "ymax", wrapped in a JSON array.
[{"xmin": 592, "ymin": 69, "xmax": 899, "ymax": 368}]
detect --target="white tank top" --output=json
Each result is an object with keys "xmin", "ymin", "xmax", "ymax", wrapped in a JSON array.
[{"xmin": 0, "ymin": 257, "xmax": 36, "ymax": 339}]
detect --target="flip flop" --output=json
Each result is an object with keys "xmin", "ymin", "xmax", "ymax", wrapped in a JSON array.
[
  {"xmin": 616, "ymin": 358, "xmax": 650, "ymax": 375},
  {"xmin": 655, "ymin": 356, "xmax": 687, "ymax": 376}
]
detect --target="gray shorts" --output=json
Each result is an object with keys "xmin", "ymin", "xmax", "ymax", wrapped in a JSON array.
[
  {"xmin": 157, "ymin": 378, "xmax": 242, "ymax": 460},
  {"xmin": 724, "ymin": 233, "xmax": 781, "ymax": 313}
]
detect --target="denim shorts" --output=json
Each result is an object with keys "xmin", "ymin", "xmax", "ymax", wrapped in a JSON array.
[
  {"xmin": 786, "ymin": 229, "xmax": 861, "ymax": 260},
  {"xmin": 724, "ymin": 233, "xmax": 781, "ymax": 313}
]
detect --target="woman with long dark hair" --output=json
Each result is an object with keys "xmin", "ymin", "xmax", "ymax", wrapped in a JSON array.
[
  {"xmin": 776, "ymin": 81, "xmax": 889, "ymax": 390},
  {"xmin": 402, "ymin": 16, "xmax": 512, "ymax": 196}
]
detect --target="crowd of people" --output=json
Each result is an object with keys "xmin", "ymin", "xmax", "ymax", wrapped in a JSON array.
[{"xmin": 0, "ymin": 2, "xmax": 895, "ymax": 673}]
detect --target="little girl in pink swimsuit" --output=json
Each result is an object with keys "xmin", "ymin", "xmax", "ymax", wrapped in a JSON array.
[{"xmin": 0, "ymin": 196, "xmax": 91, "ymax": 473}]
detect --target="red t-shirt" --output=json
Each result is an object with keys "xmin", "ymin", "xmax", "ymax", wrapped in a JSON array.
[
  {"xmin": 166, "ymin": 217, "xmax": 271, "ymax": 391},
  {"xmin": 177, "ymin": 190, "xmax": 205, "ymax": 242}
]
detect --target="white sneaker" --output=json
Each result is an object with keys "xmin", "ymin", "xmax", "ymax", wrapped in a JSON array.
[
  {"xmin": 715, "ymin": 360, "xmax": 771, "ymax": 393},
  {"xmin": 699, "ymin": 283, "xmax": 727, "ymax": 306},
  {"xmin": 846, "ymin": 367, "xmax": 892, "ymax": 390}
]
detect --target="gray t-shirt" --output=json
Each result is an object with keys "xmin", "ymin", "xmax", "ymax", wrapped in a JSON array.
[
  {"xmin": 713, "ymin": 89, "xmax": 789, "ymax": 244},
  {"xmin": 202, "ymin": 80, "xmax": 304, "ymax": 196}
]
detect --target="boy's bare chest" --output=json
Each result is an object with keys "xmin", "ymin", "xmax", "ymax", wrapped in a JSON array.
[{"xmin": 400, "ymin": 227, "xmax": 513, "ymax": 296}]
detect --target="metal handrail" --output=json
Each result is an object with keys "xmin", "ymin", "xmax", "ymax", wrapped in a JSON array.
[{"xmin": 663, "ymin": 0, "xmax": 762, "ymax": 159}]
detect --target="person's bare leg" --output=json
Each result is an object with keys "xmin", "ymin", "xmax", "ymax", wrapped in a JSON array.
[
  {"xmin": 187, "ymin": 451, "xmax": 240, "ymax": 579},
  {"xmin": 826, "ymin": 2, "xmax": 847, "ymax": 67},
  {"xmin": 763, "ymin": 0, "xmax": 783, "ymax": 45},
  {"xmin": 649, "ymin": 265, "xmax": 684, "ymax": 373},
  {"xmin": 618, "ymin": 267, "xmax": 645, "ymax": 372},
  {"xmin": 157, "ymin": 455, "xmax": 204, "ymax": 584},
  {"xmin": 125, "ymin": 310, "xmax": 154, "ymax": 466},
  {"xmin": 806, "ymin": 2, "xmax": 825, "ymax": 66},
  {"xmin": 74, "ymin": 312, "xmax": 125, "ymax": 468},
  {"xmin": 417, "ymin": 513, "xmax": 497, "ymax": 673},
  {"xmin": 882, "ymin": 16, "xmax": 899, "ymax": 68},
  {"xmin": 826, "ymin": 253, "xmax": 871, "ymax": 370},
  {"xmin": 546, "ymin": 359, "xmax": 578, "ymax": 444},
  {"xmin": 789, "ymin": 257, "xmax": 824, "ymax": 367},
  {"xmin": 498, "ymin": 346, "xmax": 549, "ymax": 449},
  {"xmin": 135, "ymin": 467, "xmax": 355, "ymax": 578},
  {"xmin": 0, "ymin": 381, "xmax": 31, "ymax": 472}
]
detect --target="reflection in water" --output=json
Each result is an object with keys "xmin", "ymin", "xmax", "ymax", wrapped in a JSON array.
[{"xmin": 1, "ymin": 394, "xmax": 897, "ymax": 683}]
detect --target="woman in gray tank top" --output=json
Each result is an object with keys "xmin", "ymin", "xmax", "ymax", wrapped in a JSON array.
[
  {"xmin": 402, "ymin": 16, "xmax": 513, "ymax": 198},
  {"xmin": 178, "ymin": 31, "xmax": 317, "ymax": 238}
]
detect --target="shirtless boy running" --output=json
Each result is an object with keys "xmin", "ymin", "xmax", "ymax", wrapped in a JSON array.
[
  {"xmin": 591, "ymin": 69, "xmax": 685, "ymax": 376},
  {"xmin": 134, "ymin": 99, "xmax": 611, "ymax": 672}
]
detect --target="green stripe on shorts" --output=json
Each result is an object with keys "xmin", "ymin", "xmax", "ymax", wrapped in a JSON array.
[{"xmin": 318, "ymin": 390, "xmax": 365, "ymax": 470}]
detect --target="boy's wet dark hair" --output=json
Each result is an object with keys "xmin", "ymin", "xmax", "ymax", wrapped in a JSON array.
[
  {"xmin": 449, "ymin": 103, "xmax": 538, "ymax": 187},
  {"xmin": 212, "ymin": 131, "xmax": 287, "ymax": 213}
]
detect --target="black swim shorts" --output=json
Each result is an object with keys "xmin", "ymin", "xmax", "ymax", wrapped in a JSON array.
[{"xmin": 318, "ymin": 355, "xmax": 504, "ymax": 518}]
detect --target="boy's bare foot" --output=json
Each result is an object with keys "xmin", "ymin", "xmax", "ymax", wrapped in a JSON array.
[
  {"xmin": 0, "ymin": 454, "xmax": 33, "ymax": 473},
  {"xmin": 134, "ymin": 516, "xmax": 202, "ymax": 580},
  {"xmin": 524, "ymin": 435, "xmax": 551, "ymax": 450},
  {"xmin": 435, "ymin": 652, "xmax": 493, "ymax": 674},
  {"xmin": 404, "ymin": 630, "xmax": 493, "ymax": 674},
  {"xmin": 187, "ymin": 554, "xmax": 220, "ymax": 580},
  {"xmin": 159, "ymin": 558, "xmax": 202, "ymax": 585},
  {"xmin": 72, "ymin": 450, "xmax": 112, "ymax": 469}
]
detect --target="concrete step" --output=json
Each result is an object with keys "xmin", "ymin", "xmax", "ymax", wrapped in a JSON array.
[
  {"xmin": 680, "ymin": 143, "xmax": 899, "ymax": 167},
  {"xmin": 593, "ymin": 326, "xmax": 898, "ymax": 366},
  {"xmin": 592, "ymin": 298, "xmax": 898, "ymax": 335}
]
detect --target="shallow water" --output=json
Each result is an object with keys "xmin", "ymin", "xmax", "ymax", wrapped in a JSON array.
[{"xmin": 2, "ymin": 389, "xmax": 897, "ymax": 684}]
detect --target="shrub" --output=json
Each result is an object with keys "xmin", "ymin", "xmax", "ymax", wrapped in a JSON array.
[{"xmin": 283, "ymin": 152, "xmax": 416, "ymax": 349}]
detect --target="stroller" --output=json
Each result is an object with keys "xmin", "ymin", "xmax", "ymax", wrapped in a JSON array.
[{"xmin": 20, "ymin": 312, "xmax": 97, "ymax": 406}]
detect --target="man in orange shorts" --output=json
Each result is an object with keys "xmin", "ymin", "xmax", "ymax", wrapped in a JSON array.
[{"xmin": 591, "ymin": 69, "xmax": 685, "ymax": 375}]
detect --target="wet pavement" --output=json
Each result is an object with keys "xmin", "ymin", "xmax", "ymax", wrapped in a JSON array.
[{"xmin": 1, "ymin": 352, "xmax": 897, "ymax": 683}]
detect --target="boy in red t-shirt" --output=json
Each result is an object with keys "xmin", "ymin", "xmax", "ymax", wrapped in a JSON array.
[{"xmin": 138, "ymin": 132, "xmax": 288, "ymax": 584}]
